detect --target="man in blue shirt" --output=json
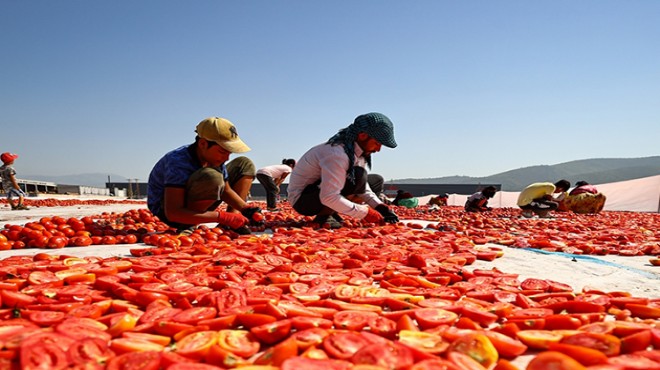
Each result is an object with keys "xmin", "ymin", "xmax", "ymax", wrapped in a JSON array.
[{"xmin": 147, "ymin": 117, "xmax": 262, "ymax": 234}]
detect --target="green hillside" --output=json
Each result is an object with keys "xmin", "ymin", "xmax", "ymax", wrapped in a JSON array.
[{"xmin": 391, "ymin": 156, "xmax": 660, "ymax": 191}]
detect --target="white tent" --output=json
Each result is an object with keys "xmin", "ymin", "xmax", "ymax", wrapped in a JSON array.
[{"xmin": 418, "ymin": 175, "xmax": 660, "ymax": 213}]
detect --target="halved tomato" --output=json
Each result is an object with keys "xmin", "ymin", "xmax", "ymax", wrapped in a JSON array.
[
  {"xmin": 105, "ymin": 350, "xmax": 161, "ymax": 370},
  {"xmin": 526, "ymin": 351, "xmax": 586, "ymax": 370},
  {"xmin": 448, "ymin": 332, "xmax": 498, "ymax": 368},
  {"xmin": 175, "ymin": 330, "xmax": 218, "ymax": 360},
  {"xmin": 516, "ymin": 330, "xmax": 563, "ymax": 350},
  {"xmin": 560, "ymin": 332, "xmax": 621, "ymax": 357},
  {"xmin": 250, "ymin": 319, "xmax": 292, "ymax": 344},
  {"xmin": 323, "ymin": 332, "xmax": 371, "ymax": 360},
  {"xmin": 351, "ymin": 342, "xmax": 414, "ymax": 369},
  {"xmin": 217, "ymin": 330, "xmax": 260, "ymax": 358},
  {"xmin": 547, "ymin": 342, "xmax": 608, "ymax": 366},
  {"xmin": 397, "ymin": 330, "xmax": 449, "ymax": 355}
]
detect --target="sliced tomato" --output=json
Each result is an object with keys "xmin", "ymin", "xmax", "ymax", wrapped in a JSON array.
[
  {"xmin": 205, "ymin": 343, "xmax": 250, "ymax": 368},
  {"xmin": 560, "ymin": 332, "xmax": 621, "ymax": 357},
  {"xmin": 446, "ymin": 351, "xmax": 488, "ymax": 370},
  {"xmin": 105, "ymin": 350, "xmax": 161, "ymax": 370},
  {"xmin": 216, "ymin": 330, "xmax": 260, "ymax": 358},
  {"xmin": 27, "ymin": 310, "xmax": 66, "ymax": 326},
  {"xmin": 250, "ymin": 319, "xmax": 292, "ymax": 344},
  {"xmin": 448, "ymin": 332, "xmax": 498, "ymax": 368},
  {"xmin": 366, "ymin": 315, "xmax": 397, "ymax": 339},
  {"xmin": 68, "ymin": 337, "xmax": 116, "ymax": 366},
  {"xmin": 351, "ymin": 342, "xmax": 414, "ymax": 369},
  {"xmin": 110, "ymin": 337, "xmax": 166, "ymax": 355},
  {"xmin": 292, "ymin": 327, "xmax": 330, "ymax": 350},
  {"xmin": 171, "ymin": 307, "xmax": 218, "ymax": 325},
  {"xmin": 620, "ymin": 330, "xmax": 652, "ymax": 354},
  {"xmin": 333, "ymin": 310, "xmax": 377, "ymax": 331},
  {"xmin": 281, "ymin": 357, "xmax": 352, "ymax": 370},
  {"xmin": 253, "ymin": 336, "xmax": 298, "ymax": 366},
  {"xmin": 516, "ymin": 330, "xmax": 564, "ymax": 350},
  {"xmin": 408, "ymin": 358, "xmax": 462, "ymax": 370},
  {"xmin": 526, "ymin": 351, "xmax": 586, "ymax": 370},
  {"xmin": 397, "ymin": 330, "xmax": 449, "ymax": 355},
  {"xmin": 291, "ymin": 316, "xmax": 333, "ymax": 330},
  {"xmin": 480, "ymin": 330, "xmax": 527, "ymax": 358},
  {"xmin": 21, "ymin": 341, "xmax": 69, "ymax": 370},
  {"xmin": 175, "ymin": 330, "xmax": 218, "ymax": 360},
  {"xmin": 323, "ymin": 332, "xmax": 371, "ymax": 360},
  {"xmin": 547, "ymin": 342, "xmax": 608, "ymax": 366}
]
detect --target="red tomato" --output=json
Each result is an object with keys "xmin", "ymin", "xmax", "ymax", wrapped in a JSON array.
[
  {"xmin": 351, "ymin": 342, "xmax": 414, "ymax": 369},
  {"xmin": 547, "ymin": 342, "xmax": 608, "ymax": 366},
  {"xmin": 333, "ymin": 310, "xmax": 377, "ymax": 331},
  {"xmin": 480, "ymin": 330, "xmax": 528, "ymax": 358},
  {"xmin": 367, "ymin": 315, "xmax": 397, "ymax": 339},
  {"xmin": 253, "ymin": 336, "xmax": 298, "ymax": 366},
  {"xmin": 175, "ymin": 331, "xmax": 218, "ymax": 360},
  {"xmin": 526, "ymin": 351, "xmax": 586, "ymax": 370},
  {"xmin": 281, "ymin": 357, "xmax": 352, "ymax": 370},
  {"xmin": 448, "ymin": 332, "xmax": 498, "ymax": 368},
  {"xmin": 398, "ymin": 330, "xmax": 449, "ymax": 355},
  {"xmin": 250, "ymin": 319, "xmax": 293, "ymax": 344},
  {"xmin": 414, "ymin": 308, "xmax": 459, "ymax": 329},
  {"xmin": 171, "ymin": 307, "xmax": 218, "ymax": 325},
  {"xmin": 69, "ymin": 338, "xmax": 116, "ymax": 367},
  {"xmin": 323, "ymin": 332, "xmax": 372, "ymax": 360},
  {"xmin": 105, "ymin": 350, "xmax": 161, "ymax": 370},
  {"xmin": 560, "ymin": 332, "xmax": 621, "ymax": 357},
  {"xmin": 216, "ymin": 330, "xmax": 260, "ymax": 358}
]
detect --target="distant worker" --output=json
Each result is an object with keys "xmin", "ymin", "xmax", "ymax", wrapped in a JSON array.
[
  {"xmin": 517, "ymin": 180, "xmax": 571, "ymax": 218},
  {"xmin": 465, "ymin": 186, "xmax": 497, "ymax": 212},
  {"xmin": 256, "ymin": 159, "xmax": 296, "ymax": 211},
  {"xmin": 393, "ymin": 189, "xmax": 419, "ymax": 208},
  {"xmin": 429, "ymin": 193, "xmax": 449, "ymax": 207},
  {"xmin": 0, "ymin": 152, "xmax": 29, "ymax": 210},
  {"xmin": 287, "ymin": 112, "xmax": 400, "ymax": 228},
  {"xmin": 147, "ymin": 117, "xmax": 263, "ymax": 235},
  {"xmin": 563, "ymin": 180, "xmax": 607, "ymax": 214}
]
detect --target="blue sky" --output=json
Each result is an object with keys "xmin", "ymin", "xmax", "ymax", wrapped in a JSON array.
[{"xmin": 2, "ymin": 1, "xmax": 658, "ymax": 183}]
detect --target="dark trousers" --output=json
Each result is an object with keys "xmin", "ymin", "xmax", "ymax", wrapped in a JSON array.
[
  {"xmin": 256, "ymin": 173, "xmax": 279, "ymax": 209},
  {"xmin": 367, "ymin": 173, "xmax": 384, "ymax": 195},
  {"xmin": 293, "ymin": 167, "xmax": 368, "ymax": 216},
  {"xmin": 520, "ymin": 198, "xmax": 559, "ymax": 215}
]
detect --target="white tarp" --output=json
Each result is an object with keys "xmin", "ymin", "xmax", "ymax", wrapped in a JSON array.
[{"xmin": 418, "ymin": 175, "xmax": 660, "ymax": 213}]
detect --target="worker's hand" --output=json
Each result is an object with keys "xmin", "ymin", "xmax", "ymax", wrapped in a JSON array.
[
  {"xmin": 241, "ymin": 206, "xmax": 264, "ymax": 225},
  {"xmin": 363, "ymin": 207, "xmax": 384, "ymax": 224},
  {"xmin": 217, "ymin": 211, "xmax": 249, "ymax": 230},
  {"xmin": 376, "ymin": 204, "xmax": 399, "ymax": 223}
]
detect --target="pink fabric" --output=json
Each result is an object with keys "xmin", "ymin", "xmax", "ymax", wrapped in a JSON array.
[{"xmin": 570, "ymin": 185, "xmax": 598, "ymax": 196}]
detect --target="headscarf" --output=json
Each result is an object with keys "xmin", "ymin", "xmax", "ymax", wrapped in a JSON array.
[{"xmin": 327, "ymin": 112, "xmax": 397, "ymax": 182}]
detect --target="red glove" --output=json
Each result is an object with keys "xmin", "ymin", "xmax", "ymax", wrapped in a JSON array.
[
  {"xmin": 217, "ymin": 211, "xmax": 249, "ymax": 229},
  {"xmin": 363, "ymin": 207, "xmax": 384, "ymax": 224}
]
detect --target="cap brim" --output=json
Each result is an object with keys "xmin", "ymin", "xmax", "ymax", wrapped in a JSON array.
[
  {"xmin": 219, "ymin": 139, "xmax": 251, "ymax": 153},
  {"xmin": 381, "ymin": 139, "xmax": 397, "ymax": 148}
]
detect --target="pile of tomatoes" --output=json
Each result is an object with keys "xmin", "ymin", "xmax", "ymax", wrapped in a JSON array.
[
  {"xmin": 1, "ymin": 198, "xmax": 145, "ymax": 209},
  {"xmin": 0, "ymin": 203, "xmax": 659, "ymax": 369}
]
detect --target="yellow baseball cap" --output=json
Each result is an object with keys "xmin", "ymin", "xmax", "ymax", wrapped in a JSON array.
[{"xmin": 195, "ymin": 117, "xmax": 250, "ymax": 153}]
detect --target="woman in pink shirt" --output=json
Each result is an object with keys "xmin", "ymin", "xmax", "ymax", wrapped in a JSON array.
[
  {"xmin": 563, "ymin": 181, "xmax": 607, "ymax": 214},
  {"xmin": 256, "ymin": 159, "xmax": 296, "ymax": 211}
]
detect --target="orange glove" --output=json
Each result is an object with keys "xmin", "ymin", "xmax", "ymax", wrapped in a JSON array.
[
  {"xmin": 363, "ymin": 207, "xmax": 384, "ymax": 224},
  {"xmin": 217, "ymin": 211, "xmax": 249, "ymax": 229}
]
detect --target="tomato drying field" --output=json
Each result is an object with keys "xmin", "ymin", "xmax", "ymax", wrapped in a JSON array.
[{"xmin": 0, "ymin": 198, "xmax": 659, "ymax": 369}]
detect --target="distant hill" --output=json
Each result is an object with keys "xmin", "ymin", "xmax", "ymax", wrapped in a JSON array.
[
  {"xmin": 391, "ymin": 156, "xmax": 660, "ymax": 191},
  {"xmin": 22, "ymin": 173, "xmax": 128, "ymax": 188}
]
